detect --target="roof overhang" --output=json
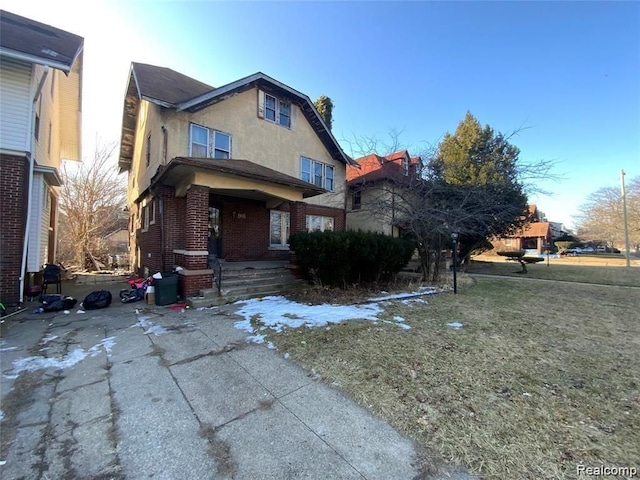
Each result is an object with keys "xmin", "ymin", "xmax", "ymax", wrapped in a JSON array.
[
  {"xmin": 146, "ymin": 157, "xmax": 326, "ymax": 205},
  {"xmin": 34, "ymin": 164, "xmax": 62, "ymax": 187}
]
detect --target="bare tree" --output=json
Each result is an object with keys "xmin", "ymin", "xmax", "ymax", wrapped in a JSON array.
[
  {"xmin": 576, "ymin": 176, "xmax": 639, "ymax": 250},
  {"xmin": 58, "ymin": 141, "xmax": 127, "ymax": 270}
]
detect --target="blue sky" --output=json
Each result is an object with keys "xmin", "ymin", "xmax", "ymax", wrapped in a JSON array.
[{"xmin": 5, "ymin": 1, "xmax": 639, "ymax": 230}]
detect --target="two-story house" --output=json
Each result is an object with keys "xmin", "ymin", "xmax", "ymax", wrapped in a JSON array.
[
  {"xmin": 118, "ymin": 63, "xmax": 351, "ymax": 298},
  {"xmin": 346, "ymin": 150, "xmax": 421, "ymax": 237},
  {"xmin": 0, "ymin": 10, "xmax": 83, "ymax": 306}
]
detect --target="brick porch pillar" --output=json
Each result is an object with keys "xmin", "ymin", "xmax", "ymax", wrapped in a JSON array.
[
  {"xmin": 180, "ymin": 185, "xmax": 213, "ymax": 297},
  {"xmin": 289, "ymin": 201, "xmax": 307, "ymax": 235}
]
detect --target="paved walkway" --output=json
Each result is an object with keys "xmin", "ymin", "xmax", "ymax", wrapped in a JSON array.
[{"xmin": 0, "ymin": 295, "xmax": 474, "ymax": 479}]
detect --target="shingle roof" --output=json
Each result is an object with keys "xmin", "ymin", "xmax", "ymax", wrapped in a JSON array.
[
  {"xmin": 0, "ymin": 10, "xmax": 83, "ymax": 71},
  {"xmin": 152, "ymin": 157, "xmax": 326, "ymax": 198},
  {"xmin": 131, "ymin": 62, "xmax": 214, "ymax": 106},
  {"xmin": 347, "ymin": 150, "xmax": 418, "ymax": 185},
  {"xmin": 518, "ymin": 221, "xmax": 551, "ymax": 238}
]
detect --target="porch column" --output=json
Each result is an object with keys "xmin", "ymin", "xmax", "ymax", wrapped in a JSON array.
[
  {"xmin": 289, "ymin": 201, "xmax": 307, "ymax": 235},
  {"xmin": 184, "ymin": 185, "xmax": 209, "ymax": 269}
]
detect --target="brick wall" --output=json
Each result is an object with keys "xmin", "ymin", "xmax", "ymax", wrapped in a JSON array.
[
  {"xmin": 179, "ymin": 272, "xmax": 212, "ymax": 297},
  {"xmin": 184, "ymin": 186, "xmax": 208, "ymax": 269},
  {"xmin": 0, "ymin": 154, "xmax": 29, "ymax": 305}
]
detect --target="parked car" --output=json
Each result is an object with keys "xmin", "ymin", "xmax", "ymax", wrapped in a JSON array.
[
  {"xmin": 596, "ymin": 246, "xmax": 606, "ymax": 253},
  {"xmin": 581, "ymin": 246, "xmax": 595, "ymax": 253}
]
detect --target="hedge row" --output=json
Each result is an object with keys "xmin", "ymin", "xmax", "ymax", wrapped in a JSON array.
[{"xmin": 289, "ymin": 230, "xmax": 415, "ymax": 287}]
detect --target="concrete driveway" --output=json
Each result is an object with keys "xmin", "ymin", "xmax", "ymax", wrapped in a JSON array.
[{"xmin": 1, "ymin": 292, "xmax": 474, "ymax": 479}]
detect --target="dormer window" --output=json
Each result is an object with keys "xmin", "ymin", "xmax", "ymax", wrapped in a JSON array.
[{"xmin": 259, "ymin": 91, "xmax": 292, "ymax": 128}]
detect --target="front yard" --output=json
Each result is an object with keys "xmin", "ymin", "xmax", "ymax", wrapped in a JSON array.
[{"xmin": 264, "ymin": 275, "xmax": 639, "ymax": 479}]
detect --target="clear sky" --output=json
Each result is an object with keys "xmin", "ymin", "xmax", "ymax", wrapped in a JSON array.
[{"xmin": 4, "ymin": 0, "xmax": 639, "ymax": 230}]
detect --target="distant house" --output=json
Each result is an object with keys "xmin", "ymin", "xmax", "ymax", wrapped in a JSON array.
[
  {"xmin": 492, "ymin": 205, "xmax": 553, "ymax": 254},
  {"xmin": 118, "ymin": 63, "xmax": 352, "ymax": 297},
  {"xmin": 346, "ymin": 150, "xmax": 421, "ymax": 237},
  {"xmin": 0, "ymin": 10, "xmax": 83, "ymax": 305}
]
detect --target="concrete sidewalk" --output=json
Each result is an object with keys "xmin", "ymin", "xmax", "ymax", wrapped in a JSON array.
[{"xmin": 1, "ymin": 293, "xmax": 473, "ymax": 479}]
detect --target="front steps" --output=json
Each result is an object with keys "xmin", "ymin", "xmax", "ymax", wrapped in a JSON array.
[{"xmin": 187, "ymin": 261, "xmax": 306, "ymax": 308}]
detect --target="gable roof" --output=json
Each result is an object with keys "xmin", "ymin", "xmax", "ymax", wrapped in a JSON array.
[
  {"xmin": 347, "ymin": 150, "xmax": 419, "ymax": 185},
  {"xmin": 119, "ymin": 63, "xmax": 352, "ymax": 171},
  {"xmin": 516, "ymin": 221, "xmax": 551, "ymax": 238},
  {"xmin": 130, "ymin": 62, "xmax": 214, "ymax": 108},
  {"xmin": 0, "ymin": 10, "xmax": 83, "ymax": 72}
]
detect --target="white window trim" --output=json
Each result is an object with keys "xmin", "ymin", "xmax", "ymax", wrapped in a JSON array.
[
  {"xmin": 306, "ymin": 215, "xmax": 334, "ymax": 232},
  {"xmin": 300, "ymin": 157, "xmax": 334, "ymax": 191},
  {"xmin": 189, "ymin": 123, "xmax": 209, "ymax": 156},
  {"xmin": 213, "ymin": 130, "xmax": 232, "ymax": 159},
  {"xmin": 269, "ymin": 210, "xmax": 290, "ymax": 249},
  {"xmin": 149, "ymin": 199, "xmax": 156, "ymax": 225},
  {"xmin": 141, "ymin": 204, "xmax": 149, "ymax": 232},
  {"xmin": 259, "ymin": 91, "xmax": 293, "ymax": 129}
]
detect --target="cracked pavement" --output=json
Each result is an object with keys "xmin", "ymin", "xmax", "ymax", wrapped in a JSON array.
[{"xmin": 1, "ymin": 301, "xmax": 471, "ymax": 479}]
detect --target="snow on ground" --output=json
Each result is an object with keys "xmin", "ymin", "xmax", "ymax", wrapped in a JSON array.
[
  {"xmin": 447, "ymin": 322, "xmax": 463, "ymax": 329},
  {"xmin": 233, "ymin": 288, "xmax": 438, "ymax": 342},
  {"xmin": 132, "ymin": 315, "xmax": 171, "ymax": 336}
]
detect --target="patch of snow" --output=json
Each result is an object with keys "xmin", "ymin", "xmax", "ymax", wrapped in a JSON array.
[
  {"xmin": 247, "ymin": 333, "xmax": 266, "ymax": 344},
  {"xmin": 0, "ymin": 346, "xmax": 18, "ymax": 352},
  {"xmin": 394, "ymin": 316, "xmax": 406, "ymax": 322},
  {"xmin": 368, "ymin": 288, "xmax": 437, "ymax": 302},
  {"xmin": 0, "ymin": 460, "xmax": 5, "ymax": 466},
  {"xmin": 3, "ymin": 374, "xmax": 18, "ymax": 380},
  {"xmin": 13, "ymin": 348, "xmax": 88, "ymax": 373},
  {"xmin": 233, "ymin": 296, "xmax": 382, "ymax": 334},
  {"xmin": 0, "ymin": 410, "xmax": 4, "ymax": 421},
  {"xmin": 88, "ymin": 337, "xmax": 117, "ymax": 357},
  {"xmin": 144, "ymin": 325, "xmax": 170, "ymax": 336},
  {"xmin": 267, "ymin": 341, "xmax": 276, "ymax": 350},
  {"xmin": 447, "ymin": 322, "xmax": 463, "ymax": 329},
  {"xmin": 76, "ymin": 310, "xmax": 85, "ymax": 314},
  {"xmin": 41, "ymin": 334, "xmax": 58, "ymax": 344},
  {"xmin": 401, "ymin": 297, "xmax": 426, "ymax": 305},
  {"xmin": 284, "ymin": 353, "xmax": 290, "ymax": 359}
]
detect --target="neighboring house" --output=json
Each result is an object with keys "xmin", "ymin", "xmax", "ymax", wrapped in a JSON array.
[
  {"xmin": 118, "ymin": 63, "xmax": 351, "ymax": 297},
  {"xmin": 345, "ymin": 150, "xmax": 420, "ymax": 237},
  {"xmin": 491, "ymin": 205, "xmax": 553, "ymax": 254},
  {"xmin": 0, "ymin": 10, "xmax": 83, "ymax": 305}
]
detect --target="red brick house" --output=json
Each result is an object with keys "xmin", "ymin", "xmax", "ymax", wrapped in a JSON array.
[
  {"xmin": 0, "ymin": 11, "xmax": 83, "ymax": 306},
  {"xmin": 491, "ymin": 205, "xmax": 553, "ymax": 254},
  {"xmin": 346, "ymin": 150, "xmax": 421, "ymax": 237},
  {"xmin": 118, "ymin": 63, "xmax": 351, "ymax": 297}
]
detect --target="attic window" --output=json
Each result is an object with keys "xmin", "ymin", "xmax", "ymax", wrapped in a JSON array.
[{"xmin": 259, "ymin": 91, "xmax": 292, "ymax": 128}]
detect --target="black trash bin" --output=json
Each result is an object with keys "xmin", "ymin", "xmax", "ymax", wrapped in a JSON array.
[{"xmin": 154, "ymin": 273, "xmax": 178, "ymax": 306}]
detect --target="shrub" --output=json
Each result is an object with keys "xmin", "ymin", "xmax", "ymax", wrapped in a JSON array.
[{"xmin": 289, "ymin": 231, "xmax": 415, "ymax": 287}]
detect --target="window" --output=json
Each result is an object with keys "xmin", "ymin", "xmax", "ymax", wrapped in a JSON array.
[
  {"xmin": 261, "ymin": 92, "xmax": 292, "ymax": 128},
  {"xmin": 402, "ymin": 157, "xmax": 409, "ymax": 176},
  {"xmin": 278, "ymin": 100, "xmax": 291, "ymax": 127},
  {"xmin": 146, "ymin": 133, "xmax": 151, "ymax": 167},
  {"xmin": 300, "ymin": 157, "xmax": 334, "ymax": 191},
  {"xmin": 306, "ymin": 215, "xmax": 334, "ymax": 232},
  {"xmin": 352, "ymin": 189, "xmax": 362, "ymax": 210},
  {"xmin": 190, "ymin": 124, "xmax": 209, "ymax": 157},
  {"xmin": 505, "ymin": 238, "xmax": 513, "ymax": 246},
  {"xmin": 270, "ymin": 210, "xmax": 290, "ymax": 247},
  {"xmin": 149, "ymin": 200, "xmax": 156, "ymax": 225},
  {"xmin": 190, "ymin": 124, "xmax": 232, "ymax": 159},
  {"xmin": 213, "ymin": 131, "xmax": 231, "ymax": 159},
  {"xmin": 265, "ymin": 95, "xmax": 277, "ymax": 122}
]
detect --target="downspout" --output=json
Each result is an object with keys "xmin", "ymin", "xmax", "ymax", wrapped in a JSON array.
[
  {"xmin": 19, "ymin": 66, "xmax": 49, "ymax": 306},
  {"xmin": 160, "ymin": 125, "xmax": 168, "ymax": 270}
]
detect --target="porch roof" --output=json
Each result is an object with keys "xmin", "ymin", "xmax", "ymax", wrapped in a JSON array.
[{"xmin": 150, "ymin": 157, "xmax": 327, "ymax": 199}]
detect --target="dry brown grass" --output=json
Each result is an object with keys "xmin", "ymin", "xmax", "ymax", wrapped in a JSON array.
[
  {"xmin": 467, "ymin": 258, "xmax": 640, "ymax": 287},
  {"xmin": 270, "ymin": 277, "xmax": 640, "ymax": 479}
]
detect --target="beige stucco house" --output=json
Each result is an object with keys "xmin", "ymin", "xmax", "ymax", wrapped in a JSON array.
[{"xmin": 118, "ymin": 63, "xmax": 352, "ymax": 297}]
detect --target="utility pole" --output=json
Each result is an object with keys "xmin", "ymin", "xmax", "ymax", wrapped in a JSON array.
[{"xmin": 621, "ymin": 170, "xmax": 631, "ymax": 268}]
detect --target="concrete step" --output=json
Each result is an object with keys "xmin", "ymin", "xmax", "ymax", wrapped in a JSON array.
[
  {"xmin": 187, "ymin": 266, "xmax": 306, "ymax": 308},
  {"xmin": 187, "ymin": 282, "xmax": 306, "ymax": 308}
]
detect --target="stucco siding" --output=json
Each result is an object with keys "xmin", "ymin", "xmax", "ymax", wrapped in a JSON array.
[{"xmin": 0, "ymin": 57, "xmax": 32, "ymax": 153}]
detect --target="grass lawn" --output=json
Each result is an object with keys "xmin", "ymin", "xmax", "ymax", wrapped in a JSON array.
[
  {"xmin": 270, "ymin": 278, "xmax": 640, "ymax": 479},
  {"xmin": 466, "ymin": 257, "xmax": 640, "ymax": 287}
]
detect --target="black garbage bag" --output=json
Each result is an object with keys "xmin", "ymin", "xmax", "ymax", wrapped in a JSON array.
[
  {"xmin": 82, "ymin": 290, "xmax": 112, "ymax": 310},
  {"xmin": 38, "ymin": 295, "xmax": 77, "ymax": 312}
]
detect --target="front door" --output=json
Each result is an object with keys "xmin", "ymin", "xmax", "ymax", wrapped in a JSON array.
[{"xmin": 208, "ymin": 205, "xmax": 222, "ymax": 259}]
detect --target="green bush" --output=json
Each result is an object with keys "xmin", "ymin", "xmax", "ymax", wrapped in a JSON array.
[{"xmin": 289, "ymin": 230, "xmax": 415, "ymax": 287}]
